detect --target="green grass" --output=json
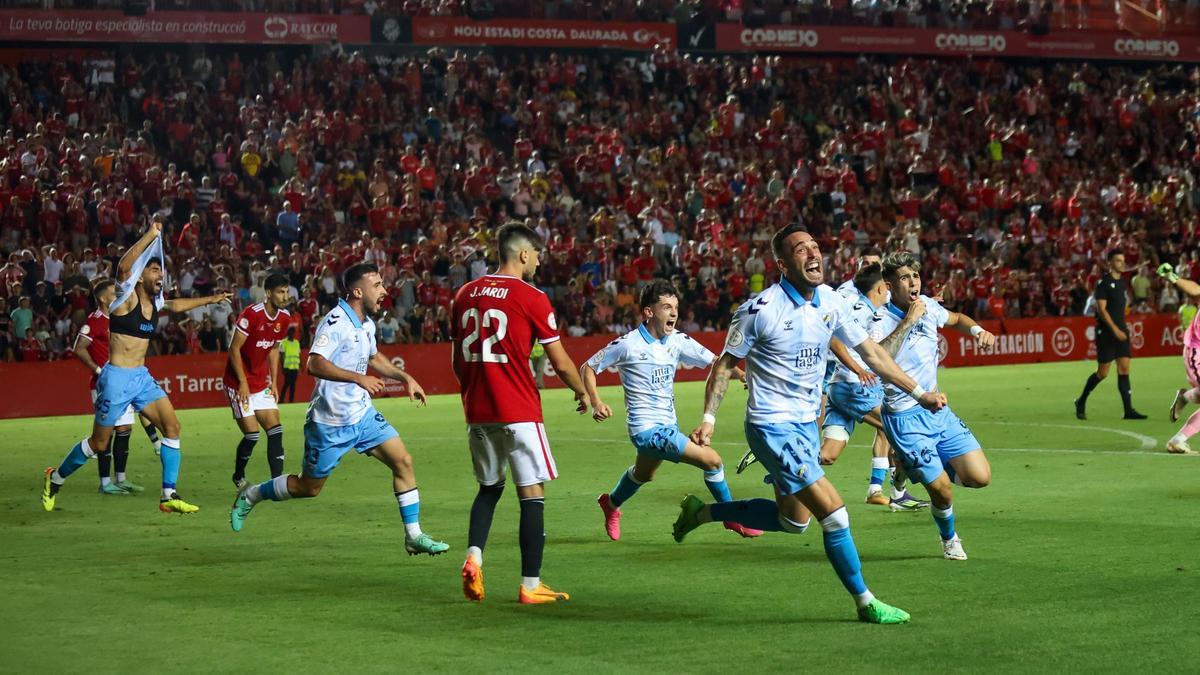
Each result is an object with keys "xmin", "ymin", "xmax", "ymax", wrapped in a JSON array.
[{"xmin": 1, "ymin": 356, "xmax": 1197, "ymax": 673}]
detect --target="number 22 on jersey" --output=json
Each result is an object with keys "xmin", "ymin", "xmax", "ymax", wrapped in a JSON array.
[{"xmin": 460, "ymin": 308, "xmax": 509, "ymax": 363}]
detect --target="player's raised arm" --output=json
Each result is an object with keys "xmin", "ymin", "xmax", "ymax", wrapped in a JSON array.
[
  {"xmin": 116, "ymin": 219, "xmax": 162, "ymax": 280},
  {"xmin": 1160, "ymin": 263, "xmax": 1200, "ymax": 298},
  {"xmin": 368, "ymin": 351, "xmax": 426, "ymax": 406},
  {"xmin": 944, "ymin": 310, "xmax": 996, "ymax": 348},
  {"xmin": 544, "ymin": 340, "xmax": 591, "ymax": 414},
  {"xmin": 854, "ymin": 339, "xmax": 946, "ymax": 412},
  {"xmin": 164, "ymin": 292, "xmax": 233, "ymax": 314},
  {"xmin": 877, "ymin": 297, "xmax": 924, "ymax": 357}
]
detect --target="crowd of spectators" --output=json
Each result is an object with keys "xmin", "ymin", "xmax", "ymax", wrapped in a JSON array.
[{"xmin": 2, "ymin": 44, "xmax": 1200, "ymax": 362}]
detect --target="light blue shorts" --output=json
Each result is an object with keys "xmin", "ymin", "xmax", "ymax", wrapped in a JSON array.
[
  {"xmin": 882, "ymin": 405, "xmax": 981, "ymax": 485},
  {"xmin": 630, "ymin": 424, "xmax": 690, "ymax": 463},
  {"xmin": 745, "ymin": 420, "xmax": 824, "ymax": 495},
  {"xmin": 303, "ymin": 408, "xmax": 399, "ymax": 479},
  {"xmin": 94, "ymin": 364, "xmax": 166, "ymax": 427},
  {"xmin": 822, "ymin": 381, "xmax": 884, "ymax": 437}
]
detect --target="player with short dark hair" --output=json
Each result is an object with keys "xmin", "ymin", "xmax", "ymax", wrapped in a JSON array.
[
  {"xmin": 43, "ymin": 220, "xmax": 231, "ymax": 514},
  {"xmin": 1075, "ymin": 250, "xmax": 1146, "ymax": 420},
  {"xmin": 585, "ymin": 278, "xmax": 761, "ymax": 541},
  {"xmin": 675, "ymin": 225, "xmax": 943, "ymax": 624},
  {"xmin": 453, "ymin": 222, "xmax": 593, "ymax": 604},
  {"xmin": 230, "ymin": 262, "xmax": 449, "ymax": 557},
  {"xmin": 874, "ymin": 251, "xmax": 995, "ymax": 561},
  {"xmin": 224, "ymin": 271, "xmax": 293, "ymax": 488},
  {"xmin": 74, "ymin": 277, "xmax": 160, "ymax": 495}
]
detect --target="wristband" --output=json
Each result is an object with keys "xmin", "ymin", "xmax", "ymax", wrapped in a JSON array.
[
  {"xmin": 94, "ymin": 366, "xmax": 102, "ymax": 375},
  {"xmin": 702, "ymin": 413, "xmax": 717, "ymax": 425},
  {"xmin": 970, "ymin": 325, "xmax": 983, "ymax": 337},
  {"xmin": 910, "ymin": 385, "xmax": 926, "ymax": 399}
]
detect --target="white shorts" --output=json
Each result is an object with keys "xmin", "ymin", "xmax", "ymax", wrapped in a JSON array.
[
  {"xmin": 467, "ymin": 422, "xmax": 558, "ymax": 487},
  {"xmin": 91, "ymin": 389, "xmax": 135, "ymax": 427},
  {"xmin": 225, "ymin": 385, "xmax": 278, "ymax": 420}
]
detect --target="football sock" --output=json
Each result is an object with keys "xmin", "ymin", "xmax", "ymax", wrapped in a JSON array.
[
  {"xmin": 55, "ymin": 438, "xmax": 96, "ymax": 491},
  {"xmin": 1180, "ymin": 410, "xmax": 1200, "ymax": 439},
  {"xmin": 1079, "ymin": 373, "xmax": 1101, "ymax": 403},
  {"xmin": 113, "ymin": 429, "xmax": 131, "ymax": 478},
  {"xmin": 932, "ymin": 505, "xmax": 956, "ymax": 540},
  {"xmin": 468, "ymin": 482, "xmax": 505, "ymax": 554},
  {"xmin": 1117, "ymin": 374, "xmax": 1134, "ymax": 413},
  {"xmin": 143, "ymin": 422, "xmax": 160, "ymax": 444},
  {"xmin": 522, "ymin": 576, "xmax": 541, "ymax": 591},
  {"xmin": 233, "ymin": 431, "xmax": 259, "ymax": 481},
  {"xmin": 97, "ymin": 438, "xmax": 113, "ymax": 484},
  {"xmin": 248, "ymin": 474, "xmax": 292, "ymax": 504},
  {"xmin": 159, "ymin": 438, "xmax": 181, "ymax": 498},
  {"xmin": 396, "ymin": 488, "xmax": 422, "ymax": 538},
  {"xmin": 266, "ymin": 425, "xmax": 285, "ymax": 478},
  {"xmin": 608, "ymin": 466, "xmax": 643, "ymax": 508},
  {"xmin": 518, "ymin": 497, "xmax": 545, "ymax": 581},
  {"xmin": 1185, "ymin": 387, "xmax": 1200, "ymax": 404},
  {"xmin": 709, "ymin": 498, "xmax": 785, "ymax": 531},
  {"xmin": 820, "ymin": 508, "xmax": 871, "ymax": 605},
  {"xmin": 703, "ymin": 465, "xmax": 733, "ymax": 502},
  {"xmin": 869, "ymin": 457, "xmax": 888, "ymax": 489},
  {"xmin": 890, "ymin": 467, "xmax": 908, "ymax": 499}
]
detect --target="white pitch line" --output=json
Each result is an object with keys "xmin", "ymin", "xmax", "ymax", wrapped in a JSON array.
[{"xmin": 979, "ymin": 420, "xmax": 1158, "ymax": 452}]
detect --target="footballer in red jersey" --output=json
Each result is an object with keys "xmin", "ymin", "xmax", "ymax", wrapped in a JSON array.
[
  {"xmin": 451, "ymin": 223, "xmax": 593, "ymax": 605},
  {"xmin": 224, "ymin": 273, "xmax": 293, "ymax": 487},
  {"xmin": 73, "ymin": 278, "xmax": 159, "ymax": 494}
]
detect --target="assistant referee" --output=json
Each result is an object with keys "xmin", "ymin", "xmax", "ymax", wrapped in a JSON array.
[{"xmin": 1075, "ymin": 250, "xmax": 1146, "ymax": 420}]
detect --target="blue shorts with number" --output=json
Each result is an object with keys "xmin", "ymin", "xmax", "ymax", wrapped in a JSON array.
[
  {"xmin": 303, "ymin": 407, "xmax": 399, "ymax": 479},
  {"xmin": 822, "ymin": 381, "xmax": 883, "ymax": 436},
  {"xmin": 882, "ymin": 405, "xmax": 980, "ymax": 485},
  {"xmin": 630, "ymin": 424, "xmax": 689, "ymax": 463},
  {"xmin": 745, "ymin": 420, "xmax": 825, "ymax": 495},
  {"xmin": 94, "ymin": 364, "xmax": 167, "ymax": 427}
]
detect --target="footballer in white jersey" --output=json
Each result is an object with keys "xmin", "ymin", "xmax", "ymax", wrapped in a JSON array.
[
  {"xmin": 584, "ymin": 280, "xmax": 761, "ymax": 541},
  {"xmin": 872, "ymin": 251, "xmax": 995, "ymax": 561},
  {"xmin": 818, "ymin": 263, "xmax": 927, "ymax": 511},
  {"xmin": 673, "ymin": 225, "xmax": 945, "ymax": 625},
  {"xmin": 230, "ymin": 263, "xmax": 449, "ymax": 557}
]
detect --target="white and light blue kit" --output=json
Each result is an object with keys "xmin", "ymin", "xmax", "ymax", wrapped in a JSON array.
[
  {"xmin": 873, "ymin": 295, "xmax": 980, "ymax": 484},
  {"xmin": 822, "ymin": 291, "xmax": 885, "ymax": 438},
  {"xmin": 725, "ymin": 278, "xmax": 868, "ymax": 494},
  {"xmin": 303, "ymin": 299, "xmax": 398, "ymax": 478},
  {"xmin": 585, "ymin": 324, "xmax": 715, "ymax": 461}
]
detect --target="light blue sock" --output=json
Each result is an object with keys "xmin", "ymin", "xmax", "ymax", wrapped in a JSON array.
[
  {"xmin": 159, "ymin": 438, "xmax": 181, "ymax": 490},
  {"xmin": 609, "ymin": 467, "xmax": 642, "ymax": 508},
  {"xmin": 869, "ymin": 457, "xmax": 888, "ymax": 487},
  {"xmin": 396, "ymin": 489, "xmax": 422, "ymax": 537},
  {"xmin": 56, "ymin": 439, "xmax": 93, "ymax": 479},
  {"xmin": 821, "ymin": 510, "xmax": 868, "ymax": 596},
  {"xmin": 709, "ymin": 498, "xmax": 784, "ymax": 531},
  {"xmin": 703, "ymin": 466, "xmax": 733, "ymax": 502},
  {"xmin": 932, "ymin": 505, "xmax": 956, "ymax": 540}
]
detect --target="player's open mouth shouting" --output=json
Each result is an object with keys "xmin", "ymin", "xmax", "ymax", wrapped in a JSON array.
[{"xmin": 803, "ymin": 258, "xmax": 822, "ymax": 284}]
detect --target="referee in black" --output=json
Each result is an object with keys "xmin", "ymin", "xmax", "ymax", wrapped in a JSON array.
[{"xmin": 1075, "ymin": 250, "xmax": 1146, "ymax": 420}]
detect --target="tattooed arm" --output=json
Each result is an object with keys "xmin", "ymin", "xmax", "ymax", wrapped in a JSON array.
[{"xmin": 690, "ymin": 352, "xmax": 741, "ymax": 446}]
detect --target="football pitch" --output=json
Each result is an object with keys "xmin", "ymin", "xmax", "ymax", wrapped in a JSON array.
[{"xmin": 2, "ymin": 356, "xmax": 1197, "ymax": 672}]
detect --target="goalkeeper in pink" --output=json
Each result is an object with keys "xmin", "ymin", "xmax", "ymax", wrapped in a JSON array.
[{"xmin": 1162, "ymin": 263, "xmax": 1200, "ymax": 454}]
